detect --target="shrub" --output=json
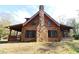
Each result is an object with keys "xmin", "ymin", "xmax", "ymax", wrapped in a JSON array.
[{"xmin": 73, "ymin": 35, "xmax": 79, "ymax": 40}]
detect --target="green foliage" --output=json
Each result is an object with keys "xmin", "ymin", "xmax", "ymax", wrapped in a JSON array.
[
  {"xmin": 0, "ymin": 19, "xmax": 11, "ymax": 39},
  {"xmin": 0, "ymin": 28, "xmax": 3, "ymax": 34},
  {"xmin": 73, "ymin": 34, "xmax": 79, "ymax": 40}
]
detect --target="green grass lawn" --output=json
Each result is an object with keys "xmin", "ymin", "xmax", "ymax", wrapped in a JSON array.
[{"xmin": 0, "ymin": 40, "xmax": 79, "ymax": 54}]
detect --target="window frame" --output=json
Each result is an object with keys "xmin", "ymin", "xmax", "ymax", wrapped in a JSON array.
[
  {"xmin": 25, "ymin": 30, "xmax": 36, "ymax": 38},
  {"xmin": 48, "ymin": 20, "xmax": 52, "ymax": 26},
  {"xmin": 48, "ymin": 30, "xmax": 58, "ymax": 38}
]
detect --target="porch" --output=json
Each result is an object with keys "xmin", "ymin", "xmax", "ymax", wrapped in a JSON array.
[
  {"xmin": 6, "ymin": 23, "xmax": 23, "ymax": 42},
  {"xmin": 60, "ymin": 24, "xmax": 73, "ymax": 41}
]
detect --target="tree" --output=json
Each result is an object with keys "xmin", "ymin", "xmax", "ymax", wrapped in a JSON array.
[
  {"xmin": 0, "ymin": 28, "xmax": 3, "ymax": 40},
  {"xmin": 66, "ymin": 18, "xmax": 79, "ymax": 35},
  {"xmin": 58, "ymin": 16, "xmax": 66, "ymax": 24},
  {"xmin": 0, "ymin": 20, "xmax": 11, "ymax": 40},
  {"xmin": 0, "ymin": 13, "xmax": 12, "ymax": 40}
]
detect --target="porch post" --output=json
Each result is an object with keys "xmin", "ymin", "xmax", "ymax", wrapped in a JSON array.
[
  {"xmin": 16, "ymin": 31, "xmax": 18, "ymax": 41},
  {"xmin": 8, "ymin": 29, "xmax": 12, "ymax": 41},
  {"xmin": 16, "ymin": 31, "xmax": 18, "ymax": 36}
]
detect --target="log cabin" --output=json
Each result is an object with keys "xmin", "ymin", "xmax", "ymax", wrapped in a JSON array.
[{"xmin": 6, "ymin": 5, "xmax": 73, "ymax": 42}]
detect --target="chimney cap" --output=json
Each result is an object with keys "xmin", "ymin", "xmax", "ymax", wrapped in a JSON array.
[
  {"xmin": 39, "ymin": 5, "xmax": 44, "ymax": 11},
  {"xmin": 25, "ymin": 18, "xmax": 30, "ymax": 21}
]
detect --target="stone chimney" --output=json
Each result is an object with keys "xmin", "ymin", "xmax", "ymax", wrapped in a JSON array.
[{"xmin": 37, "ymin": 5, "xmax": 48, "ymax": 42}]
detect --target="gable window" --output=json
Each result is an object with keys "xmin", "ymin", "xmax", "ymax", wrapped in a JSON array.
[
  {"xmin": 48, "ymin": 30, "xmax": 57, "ymax": 37},
  {"xmin": 48, "ymin": 20, "xmax": 52, "ymax": 26},
  {"xmin": 32, "ymin": 21, "xmax": 36, "ymax": 25},
  {"xmin": 25, "ymin": 30, "xmax": 36, "ymax": 38}
]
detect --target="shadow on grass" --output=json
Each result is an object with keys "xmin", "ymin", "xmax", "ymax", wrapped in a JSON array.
[
  {"xmin": 0, "ymin": 41, "xmax": 36, "ymax": 44},
  {"xmin": 37, "ymin": 42, "xmax": 60, "ymax": 53},
  {"xmin": 0, "ymin": 41, "xmax": 8, "ymax": 43},
  {"xmin": 42, "ymin": 42, "xmax": 61, "ymax": 48}
]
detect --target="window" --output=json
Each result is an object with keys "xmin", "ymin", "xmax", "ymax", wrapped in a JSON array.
[
  {"xmin": 32, "ymin": 21, "xmax": 36, "ymax": 25},
  {"xmin": 25, "ymin": 30, "xmax": 36, "ymax": 38},
  {"xmin": 48, "ymin": 20, "xmax": 51, "ymax": 26},
  {"xmin": 48, "ymin": 30, "xmax": 57, "ymax": 37}
]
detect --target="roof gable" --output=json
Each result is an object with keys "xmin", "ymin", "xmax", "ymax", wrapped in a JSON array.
[
  {"xmin": 23, "ymin": 11, "xmax": 60, "ymax": 27},
  {"xmin": 44, "ymin": 12, "xmax": 60, "ymax": 26},
  {"xmin": 23, "ymin": 11, "xmax": 39, "ymax": 26}
]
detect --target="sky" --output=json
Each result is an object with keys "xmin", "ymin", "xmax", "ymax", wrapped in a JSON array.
[{"xmin": 0, "ymin": 0, "xmax": 79, "ymax": 24}]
